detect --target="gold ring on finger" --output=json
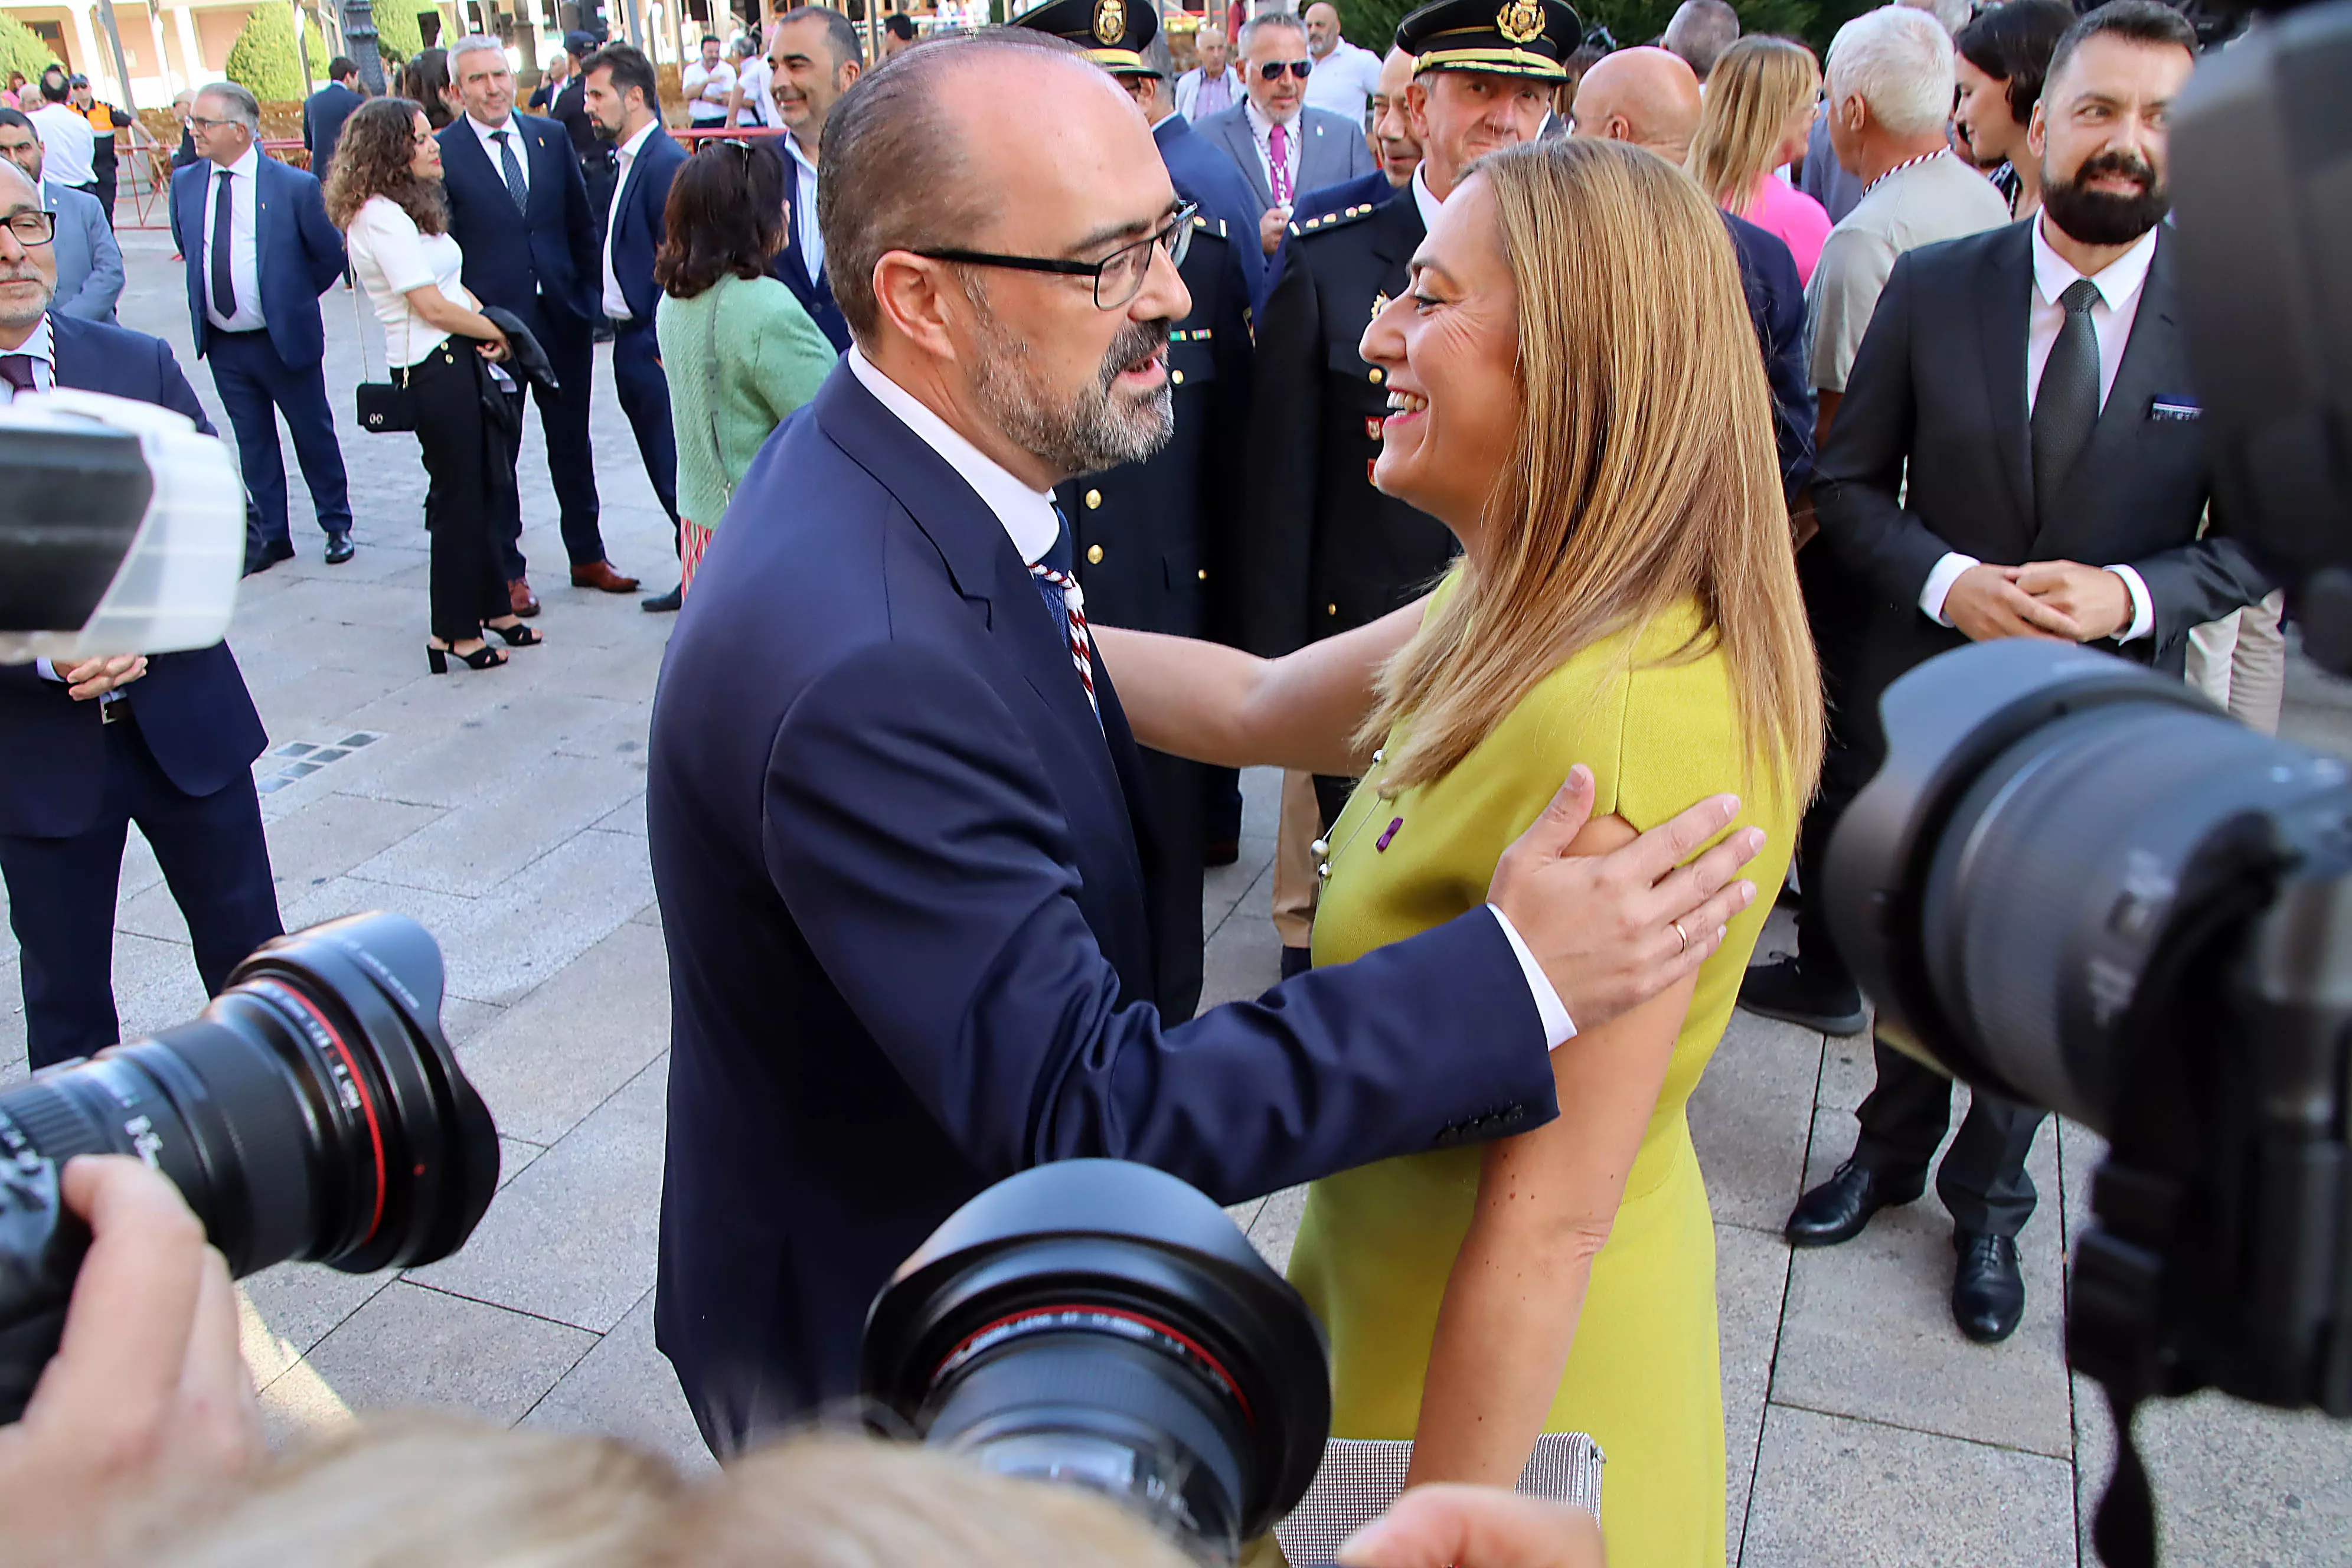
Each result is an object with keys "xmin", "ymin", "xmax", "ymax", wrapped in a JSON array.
[{"xmin": 1672, "ymin": 919, "xmax": 1688, "ymax": 955}]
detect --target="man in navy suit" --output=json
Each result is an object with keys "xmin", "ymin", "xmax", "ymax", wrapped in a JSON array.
[
  {"xmin": 170, "ymin": 80, "xmax": 354, "ymax": 574},
  {"xmin": 580, "ymin": 44, "xmax": 686, "ymax": 610},
  {"xmin": 759, "ymin": 6, "xmax": 860, "ymax": 352},
  {"xmin": 647, "ymin": 33, "xmax": 1764, "ymax": 1455},
  {"xmin": 0, "ymin": 158, "xmax": 282, "ymax": 1070},
  {"xmin": 440, "ymin": 35, "xmax": 641, "ymax": 615},
  {"xmin": 300, "ymin": 58, "xmax": 365, "ymax": 181}
]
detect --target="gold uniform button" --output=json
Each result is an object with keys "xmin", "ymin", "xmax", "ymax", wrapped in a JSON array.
[
  {"xmin": 1367, "ymin": 367, "xmax": 1384, "ymax": 384},
  {"xmin": 1083, "ymin": 489, "xmax": 1102, "ymax": 509},
  {"xmin": 1171, "ymin": 369, "xmax": 1184, "ymax": 385},
  {"xmin": 1327, "ymin": 603, "xmax": 1339, "ymax": 616},
  {"xmin": 1086, "ymin": 544, "xmax": 1105, "ymax": 564},
  {"xmin": 1197, "ymin": 568, "xmax": 1207, "ymax": 582}
]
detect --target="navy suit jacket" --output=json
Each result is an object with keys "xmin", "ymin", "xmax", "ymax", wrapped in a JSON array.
[
  {"xmin": 1154, "ymin": 112, "xmax": 1267, "ymax": 314},
  {"xmin": 607, "ymin": 126, "xmax": 688, "ymax": 326},
  {"xmin": 168, "ymin": 152, "xmax": 346, "ymax": 365},
  {"xmin": 300, "ymin": 81, "xmax": 364, "ymax": 179},
  {"xmin": 437, "ymin": 113, "xmax": 601, "ymax": 326},
  {"xmin": 0, "ymin": 315, "xmax": 267, "ymax": 839},
  {"xmin": 647, "ymin": 361, "xmax": 1560, "ymax": 1452},
  {"xmin": 1721, "ymin": 210, "xmax": 1815, "ymax": 499},
  {"xmin": 763, "ymin": 140, "xmax": 850, "ymax": 352}
]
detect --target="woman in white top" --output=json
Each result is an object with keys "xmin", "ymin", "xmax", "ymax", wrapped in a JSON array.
[{"xmin": 325, "ymin": 97, "xmax": 542, "ymax": 673}]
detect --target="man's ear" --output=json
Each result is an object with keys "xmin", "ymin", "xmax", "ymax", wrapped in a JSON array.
[
  {"xmin": 2024, "ymin": 98, "xmax": 2046, "ymax": 164},
  {"xmin": 871, "ymin": 251, "xmax": 966, "ymax": 365}
]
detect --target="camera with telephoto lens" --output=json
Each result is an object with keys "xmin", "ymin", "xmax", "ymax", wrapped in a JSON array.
[
  {"xmin": 0, "ymin": 913, "xmax": 502, "ymax": 1423},
  {"xmin": 863, "ymin": 1160, "xmax": 1331, "ymax": 1564},
  {"xmin": 1818, "ymin": 7, "xmax": 2352, "ymax": 1565}
]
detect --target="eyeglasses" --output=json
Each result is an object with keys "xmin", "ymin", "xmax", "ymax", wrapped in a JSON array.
[
  {"xmin": 1257, "ymin": 59, "xmax": 1312, "ymax": 81},
  {"xmin": 1, "ymin": 210, "xmax": 55, "ymax": 246},
  {"xmin": 916, "ymin": 201, "xmax": 1198, "ymax": 311},
  {"xmin": 188, "ymin": 115, "xmax": 240, "ymax": 131}
]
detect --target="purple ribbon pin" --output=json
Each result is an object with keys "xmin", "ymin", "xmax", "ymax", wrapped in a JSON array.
[{"xmin": 1375, "ymin": 817, "xmax": 1403, "ymax": 852}]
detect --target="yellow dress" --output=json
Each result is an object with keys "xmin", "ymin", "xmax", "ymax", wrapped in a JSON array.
[{"xmin": 1289, "ymin": 589, "xmax": 1798, "ymax": 1568}]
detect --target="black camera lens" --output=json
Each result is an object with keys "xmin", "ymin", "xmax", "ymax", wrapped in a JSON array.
[
  {"xmin": 0, "ymin": 912, "xmax": 499, "ymax": 1417},
  {"xmin": 1825, "ymin": 639, "xmax": 2352, "ymax": 1133},
  {"xmin": 862, "ymin": 1161, "xmax": 1331, "ymax": 1562}
]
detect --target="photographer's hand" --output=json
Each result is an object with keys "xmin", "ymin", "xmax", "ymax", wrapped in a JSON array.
[
  {"xmin": 1488, "ymin": 768, "xmax": 1762, "ymax": 1033},
  {"xmin": 0, "ymin": 1156, "xmax": 263, "ymax": 1566},
  {"xmin": 1338, "ymin": 1484, "xmax": 1606, "ymax": 1567}
]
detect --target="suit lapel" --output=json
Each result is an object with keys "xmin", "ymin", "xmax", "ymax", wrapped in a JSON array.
[
  {"xmin": 2037, "ymin": 230, "xmax": 2181, "ymax": 553},
  {"xmin": 250, "ymin": 157, "xmax": 273, "ymax": 282},
  {"xmin": 1223, "ymin": 119, "xmax": 1272, "ymax": 210},
  {"xmin": 1977, "ymin": 220, "xmax": 2034, "ymax": 537}
]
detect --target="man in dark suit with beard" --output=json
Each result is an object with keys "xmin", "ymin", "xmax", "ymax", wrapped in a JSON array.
[
  {"xmin": 1794, "ymin": 2, "xmax": 2272, "ymax": 1346},
  {"xmin": 646, "ymin": 32, "xmax": 1764, "ymax": 1456},
  {"xmin": 0, "ymin": 157, "xmax": 280, "ymax": 1070}
]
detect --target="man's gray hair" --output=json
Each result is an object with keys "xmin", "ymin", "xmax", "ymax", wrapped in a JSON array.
[
  {"xmin": 1826, "ymin": 4, "xmax": 1954, "ymax": 139},
  {"xmin": 1237, "ymin": 12, "xmax": 1307, "ymax": 52},
  {"xmin": 1139, "ymin": 30, "xmax": 1175, "ymax": 79},
  {"xmin": 196, "ymin": 80, "xmax": 262, "ymax": 132},
  {"xmin": 448, "ymin": 34, "xmax": 507, "ymax": 72},
  {"xmin": 1662, "ymin": 0, "xmax": 1739, "ymax": 80}
]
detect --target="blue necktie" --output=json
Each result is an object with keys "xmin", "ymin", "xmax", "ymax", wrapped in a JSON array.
[
  {"xmin": 491, "ymin": 129, "xmax": 528, "ymax": 214},
  {"xmin": 1029, "ymin": 504, "xmax": 1100, "ymax": 717},
  {"xmin": 210, "ymin": 168, "xmax": 237, "ymax": 319}
]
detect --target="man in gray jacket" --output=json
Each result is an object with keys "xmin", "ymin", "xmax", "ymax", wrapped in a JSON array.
[{"xmin": 0, "ymin": 108, "xmax": 121, "ymax": 321}]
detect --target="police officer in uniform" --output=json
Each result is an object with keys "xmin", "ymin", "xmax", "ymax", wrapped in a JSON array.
[
  {"xmin": 1242, "ymin": 0, "xmax": 1577, "ymax": 971},
  {"xmin": 1012, "ymin": 0, "xmax": 1256, "ymax": 1021}
]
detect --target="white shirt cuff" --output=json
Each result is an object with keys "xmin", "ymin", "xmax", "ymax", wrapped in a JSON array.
[
  {"xmin": 2105, "ymin": 564, "xmax": 2155, "ymax": 642},
  {"xmin": 35, "ymin": 658, "xmax": 62, "ymax": 682},
  {"xmin": 1920, "ymin": 552, "xmax": 1979, "ymax": 628},
  {"xmin": 1487, "ymin": 904, "xmax": 1577, "ymax": 1050}
]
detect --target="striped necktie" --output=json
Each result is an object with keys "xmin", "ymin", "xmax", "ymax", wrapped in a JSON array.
[{"xmin": 1028, "ymin": 505, "xmax": 1099, "ymax": 718}]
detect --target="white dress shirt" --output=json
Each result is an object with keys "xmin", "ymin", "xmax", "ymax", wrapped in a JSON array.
[
  {"xmin": 1410, "ymin": 164, "xmax": 1444, "ymax": 233},
  {"xmin": 785, "ymin": 132, "xmax": 823, "ymax": 286},
  {"xmin": 0, "ymin": 312, "xmax": 57, "ymax": 401},
  {"xmin": 1244, "ymin": 99, "xmax": 1303, "ymax": 206},
  {"xmin": 844, "ymin": 346, "xmax": 1576, "ymax": 1048},
  {"xmin": 198, "ymin": 144, "xmax": 267, "ymax": 333},
  {"xmin": 466, "ymin": 111, "xmax": 530, "ymax": 198},
  {"xmin": 601, "ymin": 119, "xmax": 658, "ymax": 321},
  {"xmin": 1917, "ymin": 214, "xmax": 2164, "ymax": 642},
  {"xmin": 1302, "ymin": 38, "xmax": 1383, "ymax": 126},
  {"xmin": 734, "ymin": 55, "xmax": 775, "ymax": 128},
  {"xmin": 28, "ymin": 102, "xmax": 95, "ymax": 187},
  {"xmin": 682, "ymin": 57, "xmax": 735, "ymax": 123}
]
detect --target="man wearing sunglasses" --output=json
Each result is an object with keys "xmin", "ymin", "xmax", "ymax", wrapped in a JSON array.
[
  {"xmin": 1194, "ymin": 11, "xmax": 1373, "ymax": 256},
  {"xmin": 645, "ymin": 28, "xmax": 1763, "ymax": 1454}
]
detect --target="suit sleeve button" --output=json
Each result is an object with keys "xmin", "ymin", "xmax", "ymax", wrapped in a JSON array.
[
  {"xmin": 1327, "ymin": 603, "xmax": 1338, "ymax": 616},
  {"xmin": 1197, "ymin": 568, "xmax": 1207, "ymax": 582},
  {"xmin": 1086, "ymin": 544, "xmax": 1105, "ymax": 564},
  {"xmin": 1367, "ymin": 367, "xmax": 1384, "ymax": 384},
  {"xmin": 1170, "ymin": 368, "xmax": 1184, "ymax": 385},
  {"xmin": 1083, "ymin": 489, "xmax": 1102, "ymax": 509}
]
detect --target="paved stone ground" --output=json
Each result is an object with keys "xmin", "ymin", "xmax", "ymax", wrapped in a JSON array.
[{"xmin": 5, "ymin": 234, "xmax": 2349, "ymax": 1563}]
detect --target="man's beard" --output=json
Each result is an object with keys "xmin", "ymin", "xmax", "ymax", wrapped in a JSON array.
[
  {"xmin": 0, "ymin": 266, "xmax": 51, "ymax": 332},
  {"xmin": 2041, "ymin": 148, "xmax": 2169, "ymax": 247},
  {"xmin": 964, "ymin": 283, "xmax": 1174, "ymax": 480}
]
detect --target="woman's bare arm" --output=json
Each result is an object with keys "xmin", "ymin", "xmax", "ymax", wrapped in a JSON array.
[
  {"xmin": 1089, "ymin": 597, "xmax": 1427, "ymax": 775},
  {"xmin": 400, "ymin": 285, "xmax": 509, "ymax": 357},
  {"xmin": 1405, "ymin": 812, "xmax": 1697, "ymax": 1488}
]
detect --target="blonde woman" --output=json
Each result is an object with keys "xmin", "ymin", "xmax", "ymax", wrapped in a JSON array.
[
  {"xmin": 1688, "ymin": 36, "xmax": 1835, "ymax": 285},
  {"xmin": 1096, "ymin": 136, "xmax": 1819, "ymax": 1567}
]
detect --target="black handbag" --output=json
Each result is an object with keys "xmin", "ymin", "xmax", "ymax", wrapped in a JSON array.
[{"xmin": 352, "ymin": 284, "xmax": 416, "ymax": 433}]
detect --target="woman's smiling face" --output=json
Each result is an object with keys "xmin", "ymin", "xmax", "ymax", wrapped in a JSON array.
[{"xmin": 1358, "ymin": 173, "xmax": 1523, "ymax": 544}]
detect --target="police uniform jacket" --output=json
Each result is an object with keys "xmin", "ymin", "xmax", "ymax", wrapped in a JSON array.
[{"xmin": 1240, "ymin": 172, "xmax": 1453, "ymax": 657}]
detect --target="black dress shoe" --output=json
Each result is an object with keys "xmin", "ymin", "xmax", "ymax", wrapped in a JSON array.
[
  {"xmin": 1279, "ymin": 946, "xmax": 1311, "ymax": 980},
  {"xmin": 1738, "ymin": 956, "xmax": 1870, "ymax": 1036},
  {"xmin": 242, "ymin": 538, "xmax": 296, "ymax": 576},
  {"xmin": 642, "ymin": 584, "xmax": 682, "ymax": 613},
  {"xmin": 1204, "ymin": 838, "xmax": 1240, "ymax": 867},
  {"xmin": 1952, "ymin": 1230, "xmax": 2026, "ymax": 1343},
  {"xmin": 1784, "ymin": 1159, "xmax": 1925, "ymax": 1248},
  {"xmin": 324, "ymin": 533, "xmax": 355, "ymax": 564}
]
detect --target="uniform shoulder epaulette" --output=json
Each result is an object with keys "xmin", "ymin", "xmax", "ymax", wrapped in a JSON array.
[
  {"xmin": 1288, "ymin": 200, "xmax": 1385, "ymax": 240},
  {"xmin": 1189, "ymin": 211, "xmax": 1227, "ymax": 241}
]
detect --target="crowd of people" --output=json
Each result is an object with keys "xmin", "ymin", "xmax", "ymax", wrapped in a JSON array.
[{"xmin": 0, "ymin": 0, "xmax": 2288, "ymax": 1562}]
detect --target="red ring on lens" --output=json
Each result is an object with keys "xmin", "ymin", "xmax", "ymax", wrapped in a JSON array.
[
  {"xmin": 260, "ymin": 980, "xmax": 388, "ymax": 1242},
  {"xmin": 936, "ymin": 1304, "xmax": 1254, "ymax": 1426}
]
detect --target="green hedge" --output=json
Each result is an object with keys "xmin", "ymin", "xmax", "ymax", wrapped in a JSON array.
[
  {"xmin": 374, "ymin": 2, "xmax": 432, "ymax": 66},
  {"xmin": 0, "ymin": 12, "xmax": 61, "ymax": 87},
  {"xmin": 223, "ymin": 5, "xmax": 331, "ymax": 100}
]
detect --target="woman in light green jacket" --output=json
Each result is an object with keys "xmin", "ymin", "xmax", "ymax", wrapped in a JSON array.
[{"xmin": 654, "ymin": 141, "xmax": 838, "ymax": 597}]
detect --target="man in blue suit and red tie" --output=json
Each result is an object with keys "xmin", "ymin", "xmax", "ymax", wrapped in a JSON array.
[
  {"xmin": 0, "ymin": 156, "xmax": 282, "ymax": 1071},
  {"xmin": 436, "ymin": 35, "xmax": 642, "ymax": 616},
  {"xmin": 169, "ymin": 80, "xmax": 355, "ymax": 576},
  {"xmin": 647, "ymin": 32, "xmax": 1765, "ymax": 1455},
  {"xmin": 579, "ymin": 44, "xmax": 689, "ymax": 612}
]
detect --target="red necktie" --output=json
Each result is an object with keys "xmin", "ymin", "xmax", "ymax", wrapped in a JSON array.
[
  {"xmin": 1269, "ymin": 121, "xmax": 1293, "ymax": 207},
  {"xmin": 0, "ymin": 354, "xmax": 37, "ymax": 395}
]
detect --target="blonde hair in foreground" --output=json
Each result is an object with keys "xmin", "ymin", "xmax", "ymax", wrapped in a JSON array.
[
  {"xmin": 1687, "ymin": 36, "xmax": 1825, "ymax": 217},
  {"xmin": 1360, "ymin": 137, "xmax": 1823, "ymax": 808}
]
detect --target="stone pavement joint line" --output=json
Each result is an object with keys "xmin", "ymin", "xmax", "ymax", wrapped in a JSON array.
[{"xmin": 0, "ymin": 234, "xmax": 2344, "ymax": 1563}]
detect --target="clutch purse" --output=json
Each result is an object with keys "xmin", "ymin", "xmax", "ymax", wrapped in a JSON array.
[
  {"xmin": 1270, "ymin": 1433, "xmax": 1604, "ymax": 1566},
  {"xmin": 355, "ymin": 375, "xmax": 414, "ymax": 434}
]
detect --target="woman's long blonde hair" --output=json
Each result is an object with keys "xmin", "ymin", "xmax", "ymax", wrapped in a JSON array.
[
  {"xmin": 1360, "ymin": 138, "xmax": 1821, "ymax": 809},
  {"xmin": 1687, "ymin": 37, "xmax": 1824, "ymax": 217}
]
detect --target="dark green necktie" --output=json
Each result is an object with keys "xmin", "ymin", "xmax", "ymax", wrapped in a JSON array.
[{"xmin": 2031, "ymin": 277, "xmax": 2102, "ymax": 520}]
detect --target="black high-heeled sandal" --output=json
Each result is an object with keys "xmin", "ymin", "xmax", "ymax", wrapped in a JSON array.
[
  {"xmin": 426, "ymin": 642, "xmax": 509, "ymax": 674},
  {"xmin": 486, "ymin": 621, "xmax": 544, "ymax": 647}
]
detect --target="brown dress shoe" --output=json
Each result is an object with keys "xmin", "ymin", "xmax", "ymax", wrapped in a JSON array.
[
  {"xmin": 508, "ymin": 578, "xmax": 542, "ymax": 618},
  {"xmin": 570, "ymin": 560, "xmax": 642, "ymax": 593}
]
